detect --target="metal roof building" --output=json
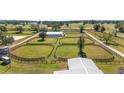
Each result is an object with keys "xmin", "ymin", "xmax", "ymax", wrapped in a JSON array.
[
  {"xmin": 54, "ymin": 57, "xmax": 103, "ymax": 74},
  {"xmin": 46, "ymin": 32, "xmax": 65, "ymax": 36}
]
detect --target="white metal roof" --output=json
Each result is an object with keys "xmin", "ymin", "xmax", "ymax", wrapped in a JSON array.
[
  {"xmin": 46, "ymin": 32, "xmax": 64, "ymax": 34},
  {"xmin": 54, "ymin": 70, "xmax": 70, "ymax": 74},
  {"xmin": 53, "ymin": 57, "xmax": 103, "ymax": 74},
  {"xmin": 2, "ymin": 56, "xmax": 10, "ymax": 60}
]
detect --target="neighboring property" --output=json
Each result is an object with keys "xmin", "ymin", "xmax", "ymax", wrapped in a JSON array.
[
  {"xmin": 54, "ymin": 57, "xmax": 103, "ymax": 74},
  {"xmin": 46, "ymin": 32, "xmax": 65, "ymax": 37}
]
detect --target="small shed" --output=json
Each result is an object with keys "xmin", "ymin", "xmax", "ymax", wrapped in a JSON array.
[{"xmin": 46, "ymin": 32, "xmax": 65, "ymax": 37}]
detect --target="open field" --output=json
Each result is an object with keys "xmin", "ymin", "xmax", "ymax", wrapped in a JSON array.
[
  {"xmin": 5, "ymin": 30, "xmax": 34, "ymax": 36},
  {"xmin": 28, "ymin": 37, "xmax": 57, "ymax": 44},
  {"xmin": 60, "ymin": 38, "xmax": 79, "ymax": 44},
  {"xmin": 1, "ymin": 23, "xmax": 124, "ymax": 74},
  {"xmin": 12, "ymin": 45, "xmax": 53, "ymax": 58},
  {"xmin": 117, "ymin": 32, "xmax": 124, "ymax": 38},
  {"xmin": 66, "ymin": 33, "xmax": 81, "ymax": 37},
  {"xmin": 0, "ymin": 61, "xmax": 67, "ymax": 74},
  {"xmin": 56, "ymin": 45, "xmax": 79, "ymax": 58},
  {"xmin": 97, "ymin": 64, "xmax": 124, "ymax": 74},
  {"xmin": 84, "ymin": 45, "xmax": 113, "ymax": 58},
  {"xmin": 111, "ymin": 46, "xmax": 124, "ymax": 54}
]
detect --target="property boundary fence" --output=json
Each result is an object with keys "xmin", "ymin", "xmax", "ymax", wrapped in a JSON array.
[{"xmin": 10, "ymin": 43, "xmax": 54, "ymax": 64}]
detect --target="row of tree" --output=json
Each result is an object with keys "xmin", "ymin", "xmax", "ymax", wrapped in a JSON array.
[
  {"xmin": 115, "ymin": 23, "xmax": 124, "ymax": 33},
  {"xmin": 93, "ymin": 24, "xmax": 106, "ymax": 32},
  {"xmin": 0, "ymin": 31, "xmax": 14, "ymax": 45}
]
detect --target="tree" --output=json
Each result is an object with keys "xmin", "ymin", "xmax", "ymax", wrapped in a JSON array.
[
  {"xmin": 31, "ymin": 24, "xmax": 38, "ymax": 32},
  {"xmin": 36, "ymin": 21, "xmax": 43, "ymax": 32},
  {"xmin": 51, "ymin": 23, "xmax": 61, "ymax": 31},
  {"xmin": 115, "ymin": 23, "xmax": 121, "ymax": 29},
  {"xmin": 65, "ymin": 23, "xmax": 69, "ymax": 27},
  {"xmin": 100, "ymin": 26, "xmax": 105, "ymax": 33},
  {"xmin": 80, "ymin": 26, "xmax": 84, "ymax": 33},
  {"xmin": 93, "ymin": 24, "xmax": 101, "ymax": 31},
  {"xmin": 118, "ymin": 26, "xmax": 124, "ymax": 33},
  {"xmin": 78, "ymin": 37, "xmax": 86, "ymax": 57},
  {"xmin": 113, "ymin": 29, "xmax": 118, "ymax": 37},
  {"xmin": 103, "ymin": 32, "xmax": 113, "ymax": 44},
  {"xmin": 1, "ymin": 35, "xmax": 14, "ymax": 45},
  {"xmin": 17, "ymin": 26, "xmax": 24, "ymax": 33},
  {"xmin": 0, "ymin": 26, "xmax": 7, "ymax": 32},
  {"xmin": 39, "ymin": 32, "xmax": 46, "ymax": 41},
  {"xmin": 7, "ymin": 36, "xmax": 14, "ymax": 44}
]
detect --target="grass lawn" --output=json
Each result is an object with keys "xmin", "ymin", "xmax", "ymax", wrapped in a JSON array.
[
  {"xmin": 111, "ymin": 45, "xmax": 124, "ymax": 54},
  {"xmin": 84, "ymin": 23, "xmax": 93, "ymax": 28},
  {"xmin": 12, "ymin": 45, "xmax": 53, "ymax": 58},
  {"xmin": 56, "ymin": 45, "xmax": 79, "ymax": 58},
  {"xmin": 0, "ymin": 61, "xmax": 67, "ymax": 74},
  {"xmin": 117, "ymin": 32, "xmax": 124, "ymax": 38},
  {"xmin": 84, "ymin": 45, "xmax": 113, "ymax": 58},
  {"xmin": 84, "ymin": 38, "xmax": 94, "ymax": 44},
  {"xmin": 60, "ymin": 38, "xmax": 79, "ymax": 44},
  {"xmin": 28, "ymin": 38, "xmax": 57, "ymax": 44},
  {"xmin": 5, "ymin": 30, "xmax": 34, "ymax": 36},
  {"xmin": 60, "ymin": 37, "xmax": 93, "ymax": 44},
  {"xmin": 111, "ymin": 37, "xmax": 124, "ymax": 46},
  {"xmin": 68, "ymin": 23, "xmax": 83, "ymax": 28},
  {"xmin": 66, "ymin": 33, "xmax": 81, "ymax": 37},
  {"xmin": 96, "ymin": 64, "xmax": 124, "ymax": 74}
]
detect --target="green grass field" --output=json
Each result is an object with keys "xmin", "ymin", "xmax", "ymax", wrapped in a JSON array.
[
  {"xmin": 1, "ymin": 23, "xmax": 124, "ymax": 74},
  {"xmin": 56, "ymin": 45, "xmax": 79, "ymax": 58},
  {"xmin": 97, "ymin": 64, "xmax": 124, "ymax": 74},
  {"xmin": 60, "ymin": 38, "xmax": 79, "ymax": 44},
  {"xmin": 0, "ymin": 61, "xmax": 67, "ymax": 74},
  {"xmin": 28, "ymin": 37, "xmax": 57, "ymax": 44},
  {"xmin": 84, "ymin": 45, "xmax": 113, "ymax": 58},
  {"xmin": 12, "ymin": 45, "xmax": 53, "ymax": 58},
  {"xmin": 4, "ymin": 30, "xmax": 34, "ymax": 36}
]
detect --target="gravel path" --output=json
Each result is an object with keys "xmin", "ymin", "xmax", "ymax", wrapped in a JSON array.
[{"xmin": 85, "ymin": 32, "xmax": 124, "ymax": 58}]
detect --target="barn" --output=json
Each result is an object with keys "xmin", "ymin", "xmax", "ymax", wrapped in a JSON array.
[{"xmin": 46, "ymin": 32, "xmax": 65, "ymax": 37}]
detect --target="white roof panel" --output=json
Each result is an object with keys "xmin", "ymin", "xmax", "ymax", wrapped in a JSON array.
[
  {"xmin": 54, "ymin": 70, "xmax": 70, "ymax": 74},
  {"xmin": 54, "ymin": 57, "xmax": 103, "ymax": 74},
  {"xmin": 46, "ymin": 32, "xmax": 64, "ymax": 34}
]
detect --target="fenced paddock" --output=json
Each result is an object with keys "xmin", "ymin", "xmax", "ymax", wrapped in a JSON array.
[{"xmin": 10, "ymin": 44, "xmax": 54, "ymax": 64}]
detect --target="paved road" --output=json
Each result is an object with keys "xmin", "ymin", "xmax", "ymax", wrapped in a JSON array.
[
  {"xmin": 85, "ymin": 32, "xmax": 124, "ymax": 58},
  {"xmin": 10, "ymin": 33, "xmax": 39, "ymax": 49}
]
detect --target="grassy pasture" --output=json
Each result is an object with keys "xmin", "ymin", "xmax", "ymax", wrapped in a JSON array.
[
  {"xmin": 97, "ymin": 64, "xmax": 124, "ymax": 74},
  {"xmin": 0, "ymin": 61, "xmax": 67, "ymax": 74},
  {"xmin": 84, "ymin": 45, "xmax": 113, "ymax": 59},
  {"xmin": 28, "ymin": 37, "xmax": 57, "ymax": 44},
  {"xmin": 56, "ymin": 45, "xmax": 79, "ymax": 58},
  {"xmin": 5, "ymin": 30, "xmax": 33, "ymax": 36},
  {"xmin": 12, "ymin": 45, "xmax": 53, "ymax": 58},
  {"xmin": 60, "ymin": 38, "xmax": 79, "ymax": 44}
]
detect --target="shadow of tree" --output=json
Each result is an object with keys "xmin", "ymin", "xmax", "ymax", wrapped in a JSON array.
[{"xmin": 37, "ymin": 39, "xmax": 45, "ymax": 42}]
